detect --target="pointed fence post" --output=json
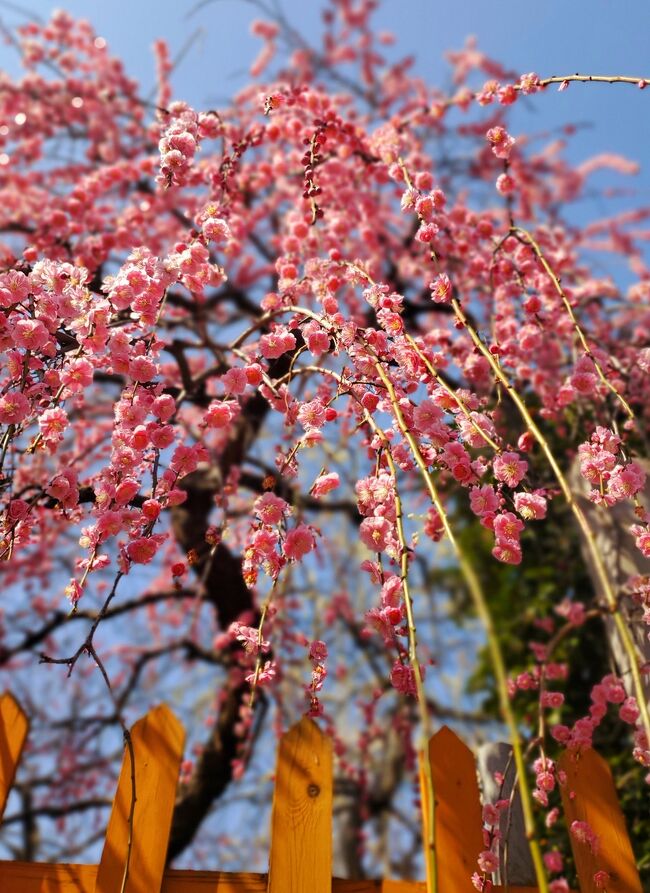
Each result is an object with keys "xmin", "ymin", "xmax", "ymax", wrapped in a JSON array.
[
  {"xmin": 477, "ymin": 741, "xmax": 535, "ymax": 886},
  {"xmin": 0, "ymin": 691, "xmax": 28, "ymax": 820},
  {"xmin": 559, "ymin": 747, "xmax": 642, "ymax": 893},
  {"xmin": 94, "ymin": 705, "xmax": 185, "ymax": 893},
  {"xmin": 428, "ymin": 726, "xmax": 484, "ymax": 893},
  {"xmin": 267, "ymin": 716, "xmax": 332, "ymax": 893}
]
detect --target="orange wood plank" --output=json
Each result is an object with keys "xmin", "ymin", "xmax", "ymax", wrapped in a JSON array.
[
  {"xmin": 267, "ymin": 716, "xmax": 332, "ymax": 893},
  {"xmin": 559, "ymin": 747, "xmax": 642, "ymax": 893},
  {"xmin": 94, "ymin": 705, "xmax": 185, "ymax": 893},
  {"xmin": 0, "ymin": 691, "xmax": 28, "ymax": 819},
  {"xmin": 418, "ymin": 751, "xmax": 435, "ymax": 892},
  {"xmin": 428, "ymin": 726, "xmax": 484, "ymax": 893},
  {"xmin": 381, "ymin": 881, "xmax": 425, "ymax": 892},
  {"xmin": 0, "ymin": 862, "xmax": 554, "ymax": 893},
  {"xmin": 0, "ymin": 864, "xmax": 430, "ymax": 893}
]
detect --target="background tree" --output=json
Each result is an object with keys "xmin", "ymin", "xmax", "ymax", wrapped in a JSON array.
[{"xmin": 0, "ymin": 2, "xmax": 648, "ymax": 888}]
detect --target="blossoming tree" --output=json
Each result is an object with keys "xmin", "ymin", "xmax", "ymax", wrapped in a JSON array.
[{"xmin": 0, "ymin": 2, "xmax": 648, "ymax": 890}]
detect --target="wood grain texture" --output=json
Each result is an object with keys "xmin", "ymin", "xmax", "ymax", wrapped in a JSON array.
[
  {"xmin": 0, "ymin": 862, "xmax": 560, "ymax": 893},
  {"xmin": 559, "ymin": 747, "xmax": 642, "ymax": 893},
  {"xmin": 0, "ymin": 864, "xmax": 432, "ymax": 893},
  {"xmin": 0, "ymin": 691, "xmax": 28, "ymax": 819},
  {"xmin": 267, "ymin": 716, "xmax": 332, "ymax": 893},
  {"xmin": 94, "ymin": 704, "xmax": 185, "ymax": 893},
  {"xmin": 428, "ymin": 726, "xmax": 484, "ymax": 893}
]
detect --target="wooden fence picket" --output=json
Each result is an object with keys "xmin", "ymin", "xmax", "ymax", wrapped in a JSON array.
[
  {"xmin": 559, "ymin": 747, "xmax": 643, "ymax": 893},
  {"xmin": 267, "ymin": 715, "xmax": 332, "ymax": 893},
  {"xmin": 0, "ymin": 692, "xmax": 644, "ymax": 893},
  {"xmin": 0, "ymin": 691, "xmax": 28, "ymax": 820},
  {"xmin": 428, "ymin": 726, "xmax": 484, "ymax": 893},
  {"xmin": 94, "ymin": 704, "xmax": 185, "ymax": 893}
]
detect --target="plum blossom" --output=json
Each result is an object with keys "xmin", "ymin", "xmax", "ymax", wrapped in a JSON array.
[
  {"xmin": 514, "ymin": 491, "xmax": 547, "ymax": 520},
  {"xmin": 493, "ymin": 451, "xmax": 528, "ymax": 488},
  {"xmin": 259, "ymin": 327, "xmax": 296, "ymax": 359},
  {"xmin": 283, "ymin": 524, "xmax": 316, "ymax": 560},
  {"xmin": 311, "ymin": 472, "xmax": 340, "ymax": 497},
  {"xmin": 429, "ymin": 272, "xmax": 452, "ymax": 304},
  {"xmin": 390, "ymin": 661, "xmax": 418, "ymax": 696},
  {"xmin": 0, "ymin": 392, "xmax": 30, "ymax": 424},
  {"xmin": 359, "ymin": 516, "xmax": 393, "ymax": 552},
  {"xmin": 486, "ymin": 125, "xmax": 515, "ymax": 159}
]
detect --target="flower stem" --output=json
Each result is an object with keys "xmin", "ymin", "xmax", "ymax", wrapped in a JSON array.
[{"xmin": 373, "ymin": 359, "xmax": 549, "ymax": 893}]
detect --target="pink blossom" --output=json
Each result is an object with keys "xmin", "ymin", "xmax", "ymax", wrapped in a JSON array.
[
  {"xmin": 0, "ymin": 270, "xmax": 29, "ymax": 305},
  {"xmin": 259, "ymin": 327, "xmax": 296, "ymax": 359},
  {"xmin": 309, "ymin": 640, "xmax": 328, "ymax": 662},
  {"xmin": 153, "ymin": 393, "xmax": 176, "ymax": 421},
  {"xmin": 62, "ymin": 358, "xmax": 94, "ymax": 392},
  {"xmin": 496, "ymin": 173, "xmax": 515, "ymax": 195},
  {"xmin": 390, "ymin": 661, "xmax": 418, "ymax": 696},
  {"xmin": 413, "ymin": 398, "xmax": 444, "ymax": 432},
  {"xmin": 554, "ymin": 600, "xmax": 585, "ymax": 628},
  {"xmin": 297, "ymin": 399, "xmax": 327, "ymax": 430},
  {"xmin": 471, "ymin": 874, "xmax": 493, "ymax": 892},
  {"xmin": 0, "ymin": 391, "xmax": 30, "ymax": 424},
  {"xmin": 248, "ymin": 527, "xmax": 279, "ymax": 560},
  {"xmin": 14, "ymin": 318, "xmax": 50, "ymax": 351},
  {"xmin": 129, "ymin": 355, "xmax": 158, "ymax": 382},
  {"xmin": 202, "ymin": 216, "xmax": 231, "ymax": 243},
  {"xmin": 541, "ymin": 691, "xmax": 565, "ymax": 709},
  {"xmin": 492, "ymin": 542, "xmax": 522, "ymax": 565},
  {"xmin": 254, "ymin": 492, "xmax": 290, "ymax": 525},
  {"xmin": 126, "ymin": 537, "xmax": 158, "ymax": 564},
  {"xmin": 246, "ymin": 660, "xmax": 277, "ymax": 685},
  {"xmin": 359, "ymin": 516, "xmax": 392, "ymax": 552},
  {"xmin": 477, "ymin": 850, "xmax": 499, "ymax": 873},
  {"xmin": 493, "ymin": 511, "xmax": 524, "ymax": 544},
  {"xmin": 149, "ymin": 423, "xmax": 175, "ymax": 448},
  {"xmin": 486, "ymin": 126, "xmax": 515, "ymax": 159},
  {"xmin": 470, "ymin": 484, "xmax": 500, "ymax": 517},
  {"xmin": 311, "ymin": 472, "xmax": 340, "ymax": 497},
  {"xmin": 204, "ymin": 400, "xmax": 237, "ymax": 428},
  {"xmin": 230, "ymin": 621, "xmax": 269, "ymax": 654},
  {"xmin": 620, "ymin": 697, "xmax": 640, "ymax": 725},
  {"xmin": 6, "ymin": 498, "xmax": 30, "ymax": 521},
  {"xmin": 416, "ymin": 222, "xmax": 439, "ymax": 243},
  {"xmin": 514, "ymin": 491, "xmax": 547, "ymax": 520},
  {"xmin": 631, "ymin": 524, "xmax": 650, "ymax": 558},
  {"xmin": 429, "ymin": 272, "xmax": 452, "ymax": 303},
  {"xmin": 64, "ymin": 579, "xmax": 83, "ymax": 605},
  {"xmin": 170, "ymin": 442, "xmax": 207, "ymax": 475},
  {"xmin": 424, "ymin": 507, "xmax": 444, "ymax": 541},
  {"xmin": 519, "ymin": 72, "xmax": 541, "ymax": 94},
  {"xmin": 284, "ymin": 524, "xmax": 316, "ymax": 560},
  {"xmin": 493, "ymin": 451, "xmax": 528, "ymax": 487},
  {"xmin": 570, "ymin": 820, "xmax": 599, "ymax": 854},
  {"xmin": 115, "ymin": 479, "xmax": 140, "ymax": 505},
  {"xmin": 306, "ymin": 328, "xmax": 330, "ymax": 355},
  {"xmin": 543, "ymin": 851, "xmax": 563, "ymax": 873},
  {"xmin": 608, "ymin": 462, "xmax": 646, "ymax": 501}
]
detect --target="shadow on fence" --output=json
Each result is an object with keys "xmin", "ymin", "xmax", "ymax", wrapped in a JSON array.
[{"xmin": 0, "ymin": 692, "xmax": 642, "ymax": 892}]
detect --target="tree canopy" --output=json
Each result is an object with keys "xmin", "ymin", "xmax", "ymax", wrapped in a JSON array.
[{"xmin": 0, "ymin": 3, "xmax": 648, "ymax": 889}]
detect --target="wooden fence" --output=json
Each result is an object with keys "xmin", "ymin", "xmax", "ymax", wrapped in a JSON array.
[{"xmin": 0, "ymin": 691, "xmax": 642, "ymax": 892}]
